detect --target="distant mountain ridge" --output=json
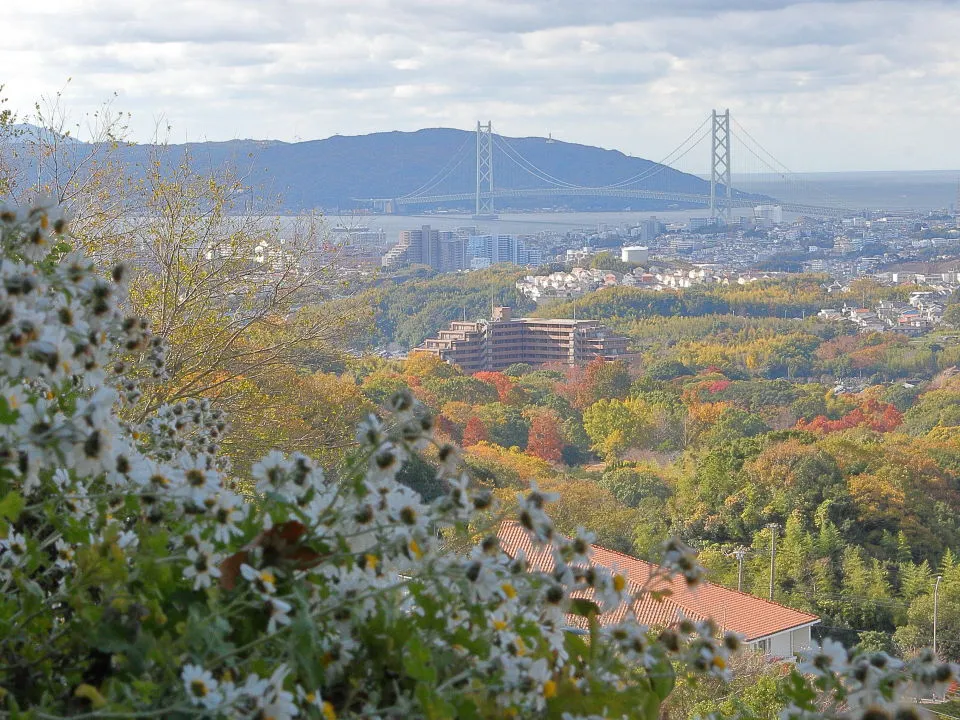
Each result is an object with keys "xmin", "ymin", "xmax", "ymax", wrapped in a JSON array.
[{"xmin": 6, "ymin": 126, "xmax": 726, "ymax": 213}]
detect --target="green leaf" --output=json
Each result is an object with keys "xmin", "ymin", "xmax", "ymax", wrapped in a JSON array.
[
  {"xmin": 568, "ymin": 597, "xmax": 600, "ymax": 619},
  {"xmin": 403, "ymin": 636, "xmax": 437, "ymax": 684},
  {"xmin": 415, "ymin": 684, "xmax": 456, "ymax": 719},
  {"xmin": 0, "ymin": 396, "xmax": 16, "ymax": 425},
  {"xmin": 0, "ymin": 491, "xmax": 24, "ymax": 522},
  {"xmin": 648, "ymin": 654, "xmax": 675, "ymax": 701}
]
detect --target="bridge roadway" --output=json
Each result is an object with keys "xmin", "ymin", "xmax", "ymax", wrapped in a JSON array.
[{"xmin": 364, "ymin": 187, "xmax": 850, "ymax": 218}]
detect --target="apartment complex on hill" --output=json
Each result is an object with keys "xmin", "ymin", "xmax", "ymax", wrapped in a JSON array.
[{"xmin": 419, "ymin": 306, "xmax": 629, "ymax": 372}]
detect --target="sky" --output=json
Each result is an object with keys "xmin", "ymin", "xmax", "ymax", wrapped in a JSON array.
[{"xmin": 3, "ymin": 0, "xmax": 960, "ymax": 172}]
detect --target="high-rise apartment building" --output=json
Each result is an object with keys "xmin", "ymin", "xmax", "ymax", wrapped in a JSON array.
[
  {"xmin": 467, "ymin": 234, "xmax": 542, "ymax": 267},
  {"xmin": 381, "ymin": 225, "xmax": 468, "ymax": 272},
  {"xmin": 384, "ymin": 228, "xmax": 541, "ymax": 272},
  {"xmin": 419, "ymin": 307, "xmax": 629, "ymax": 372}
]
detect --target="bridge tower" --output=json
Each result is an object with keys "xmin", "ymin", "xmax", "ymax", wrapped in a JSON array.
[
  {"xmin": 709, "ymin": 109, "xmax": 732, "ymax": 223},
  {"xmin": 475, "ymin": 121, "xmax": 496, "ymax": 219}
]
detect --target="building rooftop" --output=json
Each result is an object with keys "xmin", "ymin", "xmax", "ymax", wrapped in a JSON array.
[{"xmin": 497, "ymin": 521, "xmax": 819, "ymax": 643}]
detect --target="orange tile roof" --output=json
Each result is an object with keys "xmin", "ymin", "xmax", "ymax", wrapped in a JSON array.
[{"xmin": 497, "ymin": 521, "xmax": 819, "ymax": 642}]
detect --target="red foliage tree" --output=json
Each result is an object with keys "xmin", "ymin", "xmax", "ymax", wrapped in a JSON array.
[
  {"xmin": 560, "ymin": 357, "xmax": 632, "ymax": 410},
  {"xmin": 526, "ymin": 414, "xmax": 565, "ymax": 464},
  {"xmin": 705, "ymin": 379, "xmax": 731, "ymax": 394},
  {"xmin": 462, "ymin": 416, "xmax": 489, "ymax": 446},
  {"xmin": 435, "ymin": 414, "xmax": 460, "ymax": 443},
  {"xmin": 796, "ymin": 397, "xmax": 903, "ymax": 435},
  {"xmin": 473, "ymin": 371, "xmax": 524, "ymax": 405}
]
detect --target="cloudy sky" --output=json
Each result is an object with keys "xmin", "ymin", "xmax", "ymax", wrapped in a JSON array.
[{"xmin": 3, "ymin": 0, "xmax": 959, "ymax": 171}]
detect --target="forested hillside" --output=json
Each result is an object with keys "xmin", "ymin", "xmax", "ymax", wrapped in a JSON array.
[{"xmin": 304, "ymin": 273, "xmax": 960, "ymax": 663}]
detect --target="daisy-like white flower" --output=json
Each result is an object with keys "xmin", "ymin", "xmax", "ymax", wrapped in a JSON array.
[
  {"xmin": 798, "ymin": 637, "xmax": 848, "ymax": 678},
  {"xmin": 299, "ymin": 686, "xmax": 337, "ymax": 719},
  {"xmin": 265, "ymin": 597, "xmax": 292, "ymax": 634},
  {"xmin": 183, "ymin": 541, "xmax": 221, "ymax": 590},
  {"xmin": 54, "ymin": 539, "xmax": 75, "ymax": 569},
  {"xmin": 517, "ymin": 480, "xmax": 559, "ymax": 542},
  {"xmin": 355, "ymin": 413, "xmax": 385, "ymax": 448},
  {"xmin": 252, "ymin": 450, "xmax": 291, "ymax": 497},
  {"xmin": 250, "ymin": 665, "xmax": 299, "ymax": 720},
  {"xmin": 660, "ymin": 537, "xmax": 704, "ymax": 587},
  {"xmin": 0, "ymin": 531, "xmax": 28, "ymax": 567},
  {"xmin": 367, "ymin": 442, "xmax": 407, "ymax": 483},
  {"xmin": 241, "ymin": 672, "xmax": 269, "ymax": 698},
  {"xmin": 116, "ymin": 530, "xmax": 139, "ymax": 551},
  {"xmin": 436, "ymin": 443, "xmax": 461, "ymax": 478},
  {"xmin": 179, "ymin": 453, "xmax": 220, "ymax": 506},
  {"xmin": 63, "ymin": 486, "xmax": 93, "ymax": 520},
  {"xmin": 527, "ymin": 657, "xmax": 557, "ymax": 708},
  {"xmin": 52, "ymin": 467, "xmax": 71, "ymax": 489},
  {"xmin": 181, "ymin": 664, "xmax": 223, "ymax": 709},
  {"xmin": 0, "ymin": 382, "xmax": 26, "ymax": 415},
  {"xmin": 241, "ymin": 563, "xmax": 278, "ymax": 595},
  {"xmin": 209, "ymin": 491, "xmax": 247, "ymax": 544}
]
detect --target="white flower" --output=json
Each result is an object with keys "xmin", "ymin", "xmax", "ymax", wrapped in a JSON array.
[
  {"xmin": 52, "ymin": 467, "xmax": 72, "ymax": 489},
  {"xmin": 54, "ymin": 539, "xmax": 75, "ymax": 569},
  {"xmin": 434, "ymin": 438, "xmax": 461, "ymax": 474},
  {"xmin": 798, "ymin": 638, "xmax": 848, "ymax": 678},
  {"xmin": 355, "ymin": 414, "xmax": 385, "ymax": 447},
  {"xmin": 183, "ymin": 542, "xmax": 221, "ymax": 590},
  {"xmin": 182, "ymin": 664, "xmax": 222, "ymax": 709},
  {"xmin": 241, "ymin": 563, "xmax": 278, "ymax": 595},
  {"xmin": 117, "ymin": 530, "xmax": 139, "ymax": 551},
  {"xmin": 517, "ymin": 481, "xmax": 558, "ymax": 542},
  {"xmin": 241, "ymin": 672, "xmax": 270, "ymax": 697},
  {"xmin": 297, "ymin": 685, "xmax": 325, "ymax": 709},
  {"xmin": 63, "ymin": 486, "xmax": 93, "ymax": 520},
  {"xmin": 260, "ymin": 664, "xmax": 298, "ymax": 719},
  {"xmin": 0, "ymin": 383, "xmax": 26, "ymax": 414},
  {"xmin": 0, "ymin": 531, "xmax": 28, "ymax": 567},
  {"xmin": 178, "ymin": 453, "xmax": 220, "ymax": 506},
  {"xmin": 252, "ymin": 450, "xmax": 292, "ymax": 497},
  {"xmin": 367, "ymin": 442, "xmax": 407, "ymax": 483},
  {"xmin": 266, "ymin": 597, "xmax": 292, "ymax": 634},
  {"xmin": 209, "ymin": 492, "xmax": 247, "ymax": 544}
]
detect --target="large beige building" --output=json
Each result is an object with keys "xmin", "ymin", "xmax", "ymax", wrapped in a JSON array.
[{"xmin": 419, "ymin": 307, "xmax": 629, "ymax": 372}]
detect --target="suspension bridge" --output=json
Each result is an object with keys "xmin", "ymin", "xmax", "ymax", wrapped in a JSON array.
[{"xmin": 361, "ymin": 110, "xmax": 853, "ymax": 219}]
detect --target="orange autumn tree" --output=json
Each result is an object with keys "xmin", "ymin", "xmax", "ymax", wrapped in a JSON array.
[
  {"xmin": 560, "ymin": 357, "xmax": 632, "ymax": 410},
  {"xmin": 526, "ymin": 412, "xmax": 565, "ymax": 464},
  {"xmin": 462, "ymin": 416, "xmax": 489, "ymax": 446},
  {"xmin": 474, "ymin": 371, "xmax": 526, "ymax": 405},
  {"xmin": 796, "ymin": 396, "xmax": 903, "ymax": 434}
]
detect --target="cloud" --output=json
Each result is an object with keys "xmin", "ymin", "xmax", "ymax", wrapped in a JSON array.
[{"xmin": 1, "ymin": 0, "xmax": 959, "ymax": 170}]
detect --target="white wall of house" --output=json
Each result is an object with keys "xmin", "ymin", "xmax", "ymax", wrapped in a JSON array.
[{"xmin": 751, "ymin": 625, "xmax": 814, "ymax": 658}]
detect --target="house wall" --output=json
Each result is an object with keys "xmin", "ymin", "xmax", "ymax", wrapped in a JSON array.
[{"xmin": 750, "ymin": 625, "xmax": 813, "ymax": 658}]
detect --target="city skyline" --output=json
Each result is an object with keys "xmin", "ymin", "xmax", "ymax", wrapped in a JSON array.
[{"xmin": 3, "ymin": 0, "xmax": 960, "ymax": 172}]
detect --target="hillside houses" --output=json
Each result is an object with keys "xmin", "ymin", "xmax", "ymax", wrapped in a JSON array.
[
  {"xmin": 819, "ymin": 291, "xmax": 948, "ymax": 335},
  {"xmin": 516, "ymin": 266, "xmax": 771, "ymax": 303}
]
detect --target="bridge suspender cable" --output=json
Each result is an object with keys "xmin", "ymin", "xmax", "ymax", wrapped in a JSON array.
[{"xmin": 398, "ymin": 134, "xmax": 473, "ymax": 200}]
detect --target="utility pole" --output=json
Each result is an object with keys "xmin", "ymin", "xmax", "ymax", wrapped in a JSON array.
[
  {"xmin": 766, "ymin": 523, "xmax": 779, "ymax": 601},
  {"xmin": 731, "ymin": 548, "xmax": 748, "ymax": 592},
  {"xmin": 934, "ymin": 574, "xmax": 943, "ymax": 658}
]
